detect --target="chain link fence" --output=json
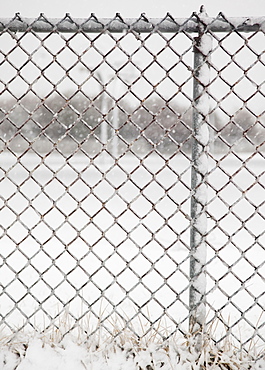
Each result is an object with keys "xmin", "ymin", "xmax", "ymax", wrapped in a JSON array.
[{"xmin": 0, "ymin": 10, "xmax": 265, "ymax": 350}]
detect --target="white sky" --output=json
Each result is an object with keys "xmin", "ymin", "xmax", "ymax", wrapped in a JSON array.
[{"xmin": 1, "ymin": 0, "xmax": 265, "ymax": 18}]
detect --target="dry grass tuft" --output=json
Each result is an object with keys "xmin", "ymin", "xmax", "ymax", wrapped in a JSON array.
[{"xmin": 0, "ymin": 308, "xmax": 263, "ymax": 369}]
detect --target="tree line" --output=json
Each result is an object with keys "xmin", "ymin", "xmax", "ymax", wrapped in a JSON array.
[{"xmin": 0, "ymin": 92, "xmax": 264, "ymax": 155}]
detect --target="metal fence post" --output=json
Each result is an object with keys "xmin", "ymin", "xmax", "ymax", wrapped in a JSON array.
[{"xmin": 189, "ymin": 6, "xmax": 211, "ymax": 345}]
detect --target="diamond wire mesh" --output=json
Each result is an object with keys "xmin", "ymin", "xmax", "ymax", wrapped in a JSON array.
[
  {"xmin": 204, "ymin": 14, "xmax": 265, "ymax": 348},
  {"xmin": 0, "ymin": 13, "xmax": 264, "ymax": 348}
]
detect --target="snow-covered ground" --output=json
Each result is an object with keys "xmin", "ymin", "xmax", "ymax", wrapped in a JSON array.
[
  {"xmin": 0, "ymin": 149, "xmax": 265, "ymax": 367},
  {"xmin": 1, "ymin": 334, "xmax": 264, "ymax": 370}
]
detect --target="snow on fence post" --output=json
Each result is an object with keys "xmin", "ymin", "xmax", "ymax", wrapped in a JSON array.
[{"xmin": 189, "ymin": 6, "xmax": 211, "ymax": 348}]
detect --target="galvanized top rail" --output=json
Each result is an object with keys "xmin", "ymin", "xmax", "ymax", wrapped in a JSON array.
[{"xmin": 0, "ymin": 13, "xmax": 265, "ymax": 33}]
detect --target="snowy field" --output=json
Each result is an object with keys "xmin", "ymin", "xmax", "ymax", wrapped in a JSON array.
[{"xmin": 0, "ymin": 148, "xmax": 265, "ymax": 351}]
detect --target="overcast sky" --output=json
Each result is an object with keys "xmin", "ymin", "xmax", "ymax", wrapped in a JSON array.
[{"xmin": 1, "ymin": 0, "xmax": 265, "ymax": 18}]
